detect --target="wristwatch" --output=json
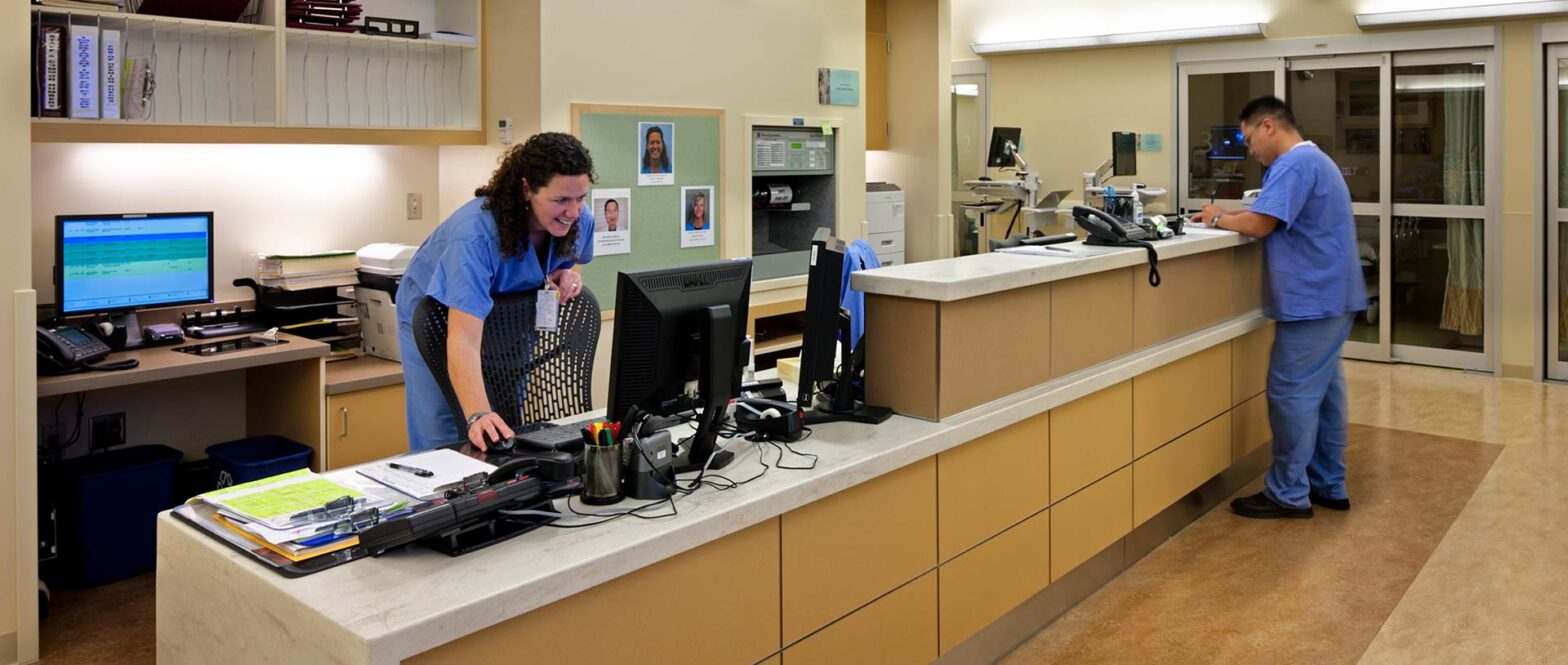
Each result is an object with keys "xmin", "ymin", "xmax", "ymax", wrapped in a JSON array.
[{"xmin": 465, "ymin": 410, "xmax": 492, "ymax": 429}]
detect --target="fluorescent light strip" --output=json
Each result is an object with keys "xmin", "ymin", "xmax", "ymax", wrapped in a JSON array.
[
  {"xmin": 1356, "ymin": 0, "xmax": 1568, "ymax": 28},
  {"xmin": 971, "ymin": 23, "xmax": 1266, "ymax": 56}
]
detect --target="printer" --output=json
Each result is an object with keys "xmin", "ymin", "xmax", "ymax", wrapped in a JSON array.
[{"xmin": 355, "ymin": 243, "xmax": 417, "ymax": 362}]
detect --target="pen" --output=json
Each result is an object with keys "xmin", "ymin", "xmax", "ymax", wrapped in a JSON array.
[{"xmin": 388, "ymin": 462, "xmax": 434, "ymax": 477}]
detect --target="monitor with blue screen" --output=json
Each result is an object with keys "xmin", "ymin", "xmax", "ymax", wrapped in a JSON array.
[{"xmin": 55, "ymin": 212, "xmax": 215, "ymax": 346}]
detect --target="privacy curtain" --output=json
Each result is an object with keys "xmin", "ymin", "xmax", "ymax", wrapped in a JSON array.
[{"xmin": 1440, "ymin": 78, "xmax": 1484, "ymax": 337}]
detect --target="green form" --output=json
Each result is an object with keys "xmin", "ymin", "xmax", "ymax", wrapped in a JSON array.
[{"xmin": 216, "ymin": 477, "xmax": 365, "ymax": 521}]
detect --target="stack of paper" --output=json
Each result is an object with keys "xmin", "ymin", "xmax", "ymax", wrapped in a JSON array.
[
  {"xmin": 186, "ymin": 468, "xmax": 408, "ymax": 562},
  {"xmin": 256, "ymin": 250, "xmax": 360, "ymax": 291},
  {"xmin": 356, "ymin": 449, "xmax": 498, "ymax": 500}
]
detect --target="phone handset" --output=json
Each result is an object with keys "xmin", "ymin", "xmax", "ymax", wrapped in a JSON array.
[{"xmin": 1071, "ymin": 206, "xmax": 1162, "ymax": 288}]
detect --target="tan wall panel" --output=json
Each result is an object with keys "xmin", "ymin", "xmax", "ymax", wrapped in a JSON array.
[
  {"xmin": 940, "ymin": 284, "xmax": 1051, "ymax": 417},
  {"xmin": 1231, "ymin": 323, "xmax": 1274, "ymax": 407},
  {"xmin": 325, "ymin": 384, "xmax": 408, "ymax": 470},
  {"xmin": 1232, "ymin": 243, "xmax": 1263, "ymax": 316},
  {"xmin": 1232, "ymin": 393, "xmax": 1272, "ymax": 462},
  {"xmin": 1050, "ymin": 268, "xmax": 1134, "ymax": 378},
  {"xmin": 938, "ymin": 412, "xmax": 1050, "ymax": 561},
  {"xmin": 782, "ymin": 458, "xmax": 937, "ymax": 644},
  {"xmin": 865, "ymin": 295, "xmax": 939, "ymax": 419},
  {"xmin": 1133, "ymin": 250, "xmax": 1234, "ymax": 349},
  {"xmin": 408, "ymin": 519, "xmax": 781, "ymax": 665},
  {"xmin": 938, "ymin": 509, "xmax": 1051, "ymax": 654},
  {"xmin": 1133, "ymin": 343, "xmax": 1231, "ymax": 458},
  {"xmin": 761, "ymin": 656, "xmax": 781, "ymax": 665},
  {"xmin": 782, "ymin": 572, "xmax": 937, "ymax": 664},
  {"xmin": 1051, "ymin": 467, "xmax": 1131, "ymax": 583},
  {"xmin": 1050, "ymin": 381, "xmax": 1133, "ymax": 503},
  {"xmin": 1133, "ymin": 413, "xmax": 1233, "ymax": 526}
]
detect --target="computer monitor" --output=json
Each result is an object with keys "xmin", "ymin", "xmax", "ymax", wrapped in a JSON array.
[
  {"xmin": 1208, "ymin": 125, "xmax": 1247, "ymax": 160},
  {"xmin": 1112, "ymin": 132, "xmax": 1138, "ymax": 176},
  {"xmin": 987, "ymin": 127, "xmax": 1024, "ymax": 168},
  {"xmin": 607, "ymin": 258, "xmax": 753, "ymax": 473},
  {"xmin": 55, "ymin": 212, "xmax": 215, "ymax": 348},
  {"xmin": 795, "ymin": 228, "xmax": 891, "ymax": 425}
]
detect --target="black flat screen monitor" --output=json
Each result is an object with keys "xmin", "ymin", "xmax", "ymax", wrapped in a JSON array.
[
  {"xmin": 797, "ymin": 228, "xmax": 845, "ymax": 406},
  {"xmin": 987, "ymin": 127, "xmax": 1023, "ymax": 168},
  {"xmin": 55, "ymin": 212, "xmax": 215, "ymax": 317},
  {"xmin": 1112, "ymin": 132, "xmax": 1138, "ymax": 176},
  {"xmin": 1208, "ymin": 125, "xmax": 1247, "ymax": 160},
  {"xmin": 607, "ymin": 258, "xmax": 752, "ymax": 472}
]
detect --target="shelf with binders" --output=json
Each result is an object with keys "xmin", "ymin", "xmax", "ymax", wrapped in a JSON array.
[{"xmin": 30, "ymin": 6, "xmax": 279, "ymax": 127}]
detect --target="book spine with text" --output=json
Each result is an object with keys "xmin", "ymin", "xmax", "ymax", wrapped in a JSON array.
[
  {"xmin": 101, "ymin": 29, "xmax": 121, "ymax": 120},
  {"xmin": 38, "ymin": 25, "xmax": 65, "ymax": 118},
  {"xmin": 69, "ymin": 24, "xmax": 99, "ymax": 119}
]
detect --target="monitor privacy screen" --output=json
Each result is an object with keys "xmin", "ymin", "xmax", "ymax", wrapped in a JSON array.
[{"xmin": 58, "ymin": 213, "xmax": 214, "ymax": 315}]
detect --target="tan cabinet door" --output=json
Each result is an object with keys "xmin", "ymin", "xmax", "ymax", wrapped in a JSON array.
[{"xmin": 325, "ymin": 384, "xmax": 408, "ymax": 470}]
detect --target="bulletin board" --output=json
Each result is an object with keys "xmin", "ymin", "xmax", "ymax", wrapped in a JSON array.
[{"xmin": 571, "ymin": 103, "xmax": 725, "ymax": 311}]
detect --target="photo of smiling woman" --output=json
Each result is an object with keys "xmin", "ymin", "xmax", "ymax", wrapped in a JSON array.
[
  {"xmin": 637, "ymin": 121, "xmax": 675, "ymax": 186},
  {"xmin": 681, "ymin": 185, "xmax": 715, "ymax": 248},
  {"xmin": 395, "ymin": 132, "xmax": 597, "ymax": 451}
]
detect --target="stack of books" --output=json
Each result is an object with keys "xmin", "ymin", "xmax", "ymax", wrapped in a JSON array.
[
  {"xmin": 256, "ymin": 250, "xmax": 359, "ymax": 290},
  {"xmin": 181, "ymin": 468, "xmax": 405, "ymax": 563},
  {"xmin": 285, "ymin": 0, "xmax": 362, "ymax": 32}
]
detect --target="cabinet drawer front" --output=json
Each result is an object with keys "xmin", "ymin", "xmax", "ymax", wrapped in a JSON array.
[
  {"xmin": 1051, "ymin": 467, "xmax": 1131, "ymax": 582},
  {"xmin": 782, "ymin": 572, "xmax": 936, "ymax": 664},
  {"xmin": 938, "ymin": 509, "xmax": 1050, "ymax": 654},
  {"xmin": 1050, "ymin": 381, "xmax": 1132, "ymax": 503},
  {"xmin": 1133, "ymin": 413, "xmax": 1232, "ymax": 526},
  {"xmin": 782, "ymin": 457, "xmax": 937, "ymax": 644},
  {"xmin": 1132, "ymin": 342, "xmax": 1231, "ymax": 458},
  {"xmin": 868, "ymin": 230, "xmax": 905, "ymax": 254},
  {"xmin": 325, "ymin": 384, "xmax": 408, "ymax": 470},
  {"xmin": 938, "ymin": 412, "xmax": 1049, "ymax": 561}
]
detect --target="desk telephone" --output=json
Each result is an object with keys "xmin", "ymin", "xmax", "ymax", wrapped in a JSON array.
[
  {"xmin": 1071, "ymin": 206, "xmax": 1163, "ymax": 288},
  {"xmin": 37, "ymin": 324, "xmax": 138, "ymax": 375}
]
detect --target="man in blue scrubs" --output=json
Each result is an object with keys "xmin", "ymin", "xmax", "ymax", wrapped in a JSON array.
[
  {"xmin": 1191, "ymin": 96, "xmax": 1367, "ymax": 519},
  {"xmin": 397, "ymin": 133, "xmax": 596, "ymax": 451}
]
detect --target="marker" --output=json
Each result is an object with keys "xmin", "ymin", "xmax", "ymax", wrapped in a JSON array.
[{"xmin": 388, "ymin": 462, "xmax": 434, "ymax": 477}]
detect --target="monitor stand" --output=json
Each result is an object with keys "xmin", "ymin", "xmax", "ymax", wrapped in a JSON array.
[
  {"xmin": 673, "ymin": 304, "xmax": 738, "ymax": 474},
  {"xmin": 110, "ymin": 311, "xmax": 146, "ymax": 350},
  {"xmin": 803, "ymin": 313, "xmax": 892, "ymax": 426}
]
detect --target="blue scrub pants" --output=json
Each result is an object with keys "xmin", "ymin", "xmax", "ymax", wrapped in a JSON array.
[
  {"xmin": 398, "ymin": 320, "xmax": 461, "ymax": 450},
  {"xmin": 1264, "ymin": 314, "xmax": 1355, "ymax": 509}
]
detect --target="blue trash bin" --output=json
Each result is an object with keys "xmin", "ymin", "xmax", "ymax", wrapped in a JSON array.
[
  {"xmin": 48, "ymin": 444, "xmax": 183, "ymax": 588},
  {"xmin": 205, "ymin": 436, "xmax": 313, "ymax": 488}
]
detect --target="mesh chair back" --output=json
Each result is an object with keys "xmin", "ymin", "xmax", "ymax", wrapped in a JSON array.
[{"xmin": 411, "ymin": 286, "xmax": 601, "ymax": 431}]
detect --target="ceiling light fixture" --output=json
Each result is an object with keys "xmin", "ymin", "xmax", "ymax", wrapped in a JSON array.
[
  {"xmin": 970, "ymin": 23, "xmax": 1267, "ymax": 56},
  {"xmin": 1356, "ymin": 1, "xmax": 1568, "ymax": 28}
]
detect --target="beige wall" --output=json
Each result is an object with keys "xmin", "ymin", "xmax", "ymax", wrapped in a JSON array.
[
  {"xmin": 31, "ymin": 144, "xmax": 442, "ymax": 306},
  {"xmin": 537, "ymin": 0, "xmax": 866, "ymax": 261},
  {"xmin": 3, "ymin": 0, "xmax": 32, "ymax": 660},
  {"xmin": 961, "ymin": 0, "xmax": 1553, "ymax": 376},
  {"xmin": 867, "ymin": 0, "xmax": 953, "ymax": 261}
]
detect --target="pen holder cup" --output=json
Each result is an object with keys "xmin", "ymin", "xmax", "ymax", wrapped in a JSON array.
[{"xmin": 581, "ymin": 443, "xmax": 624, "ymax": 505}]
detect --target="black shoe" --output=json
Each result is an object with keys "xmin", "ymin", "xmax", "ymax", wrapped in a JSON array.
[
  {"xmin": 1309, "ymin": 490, "xmax": 1351, "ymax": 511},
  {"xmin": 1230, "ymin": 492, "xmax": 1313, "ymax": 519}
]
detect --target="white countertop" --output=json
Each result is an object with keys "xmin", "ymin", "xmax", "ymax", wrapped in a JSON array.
[
  {"xmin": 158, "ymin": 312, "xmax": 1269, "ymax": 665},
  {"xmin": 851, "ymin": 228, "xmax": 1252, "ymax": 302}
]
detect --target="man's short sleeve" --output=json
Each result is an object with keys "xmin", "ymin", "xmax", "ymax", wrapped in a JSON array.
[
  {"xmin": 422, "ymin": 238, "xmax": 498, "ymax": 320},
  {"xmin": 1249, "ymin": 163, "xmax": 1313, "ymax": 229}
]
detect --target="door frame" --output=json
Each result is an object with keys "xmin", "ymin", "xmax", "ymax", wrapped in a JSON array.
[
  {"xmin": 1176, "ymin": 58, "xmax": 1286, "ymax": 213},
  {"xmin": 1547, "ymin": 40, "xmax": 1568, "ymax": 380}
]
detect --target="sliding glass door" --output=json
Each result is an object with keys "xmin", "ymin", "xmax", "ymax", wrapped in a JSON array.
[
  {"xmin": 1178, "ymin": 59, "xmax": 1285, "ymax": 212},
  {"xmin": 1549, "ymin": 45, "xmax": 1568, "ymax": 380},
  {"xmin": 1284, "ymin": 53, "xmax": 1389, "ymax": 361},
  {"xmin": 1386, "ymin": 49, "xmax": 1494, "ymax": 371}
]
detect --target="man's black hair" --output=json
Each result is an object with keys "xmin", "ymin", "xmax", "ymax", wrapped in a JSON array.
[{"xmin": 1238, "ymin": 95, "xmax": 1297, "ymax": 128}]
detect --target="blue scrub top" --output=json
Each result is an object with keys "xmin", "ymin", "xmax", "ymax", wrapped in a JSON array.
[
  {"xmin": 1248, "ymin": 142, "xmax": 1368, "ymax": 322},
  {"xmin": 397, "ymin": 196, "xmax": 595, "ymax": 450}
]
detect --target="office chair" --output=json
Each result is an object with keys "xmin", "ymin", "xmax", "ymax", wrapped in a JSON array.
[{"xmin": 411, "ymin": 286, "xmax": 601, "ymax": 432}]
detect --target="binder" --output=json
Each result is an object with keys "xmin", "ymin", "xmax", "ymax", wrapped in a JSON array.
[
  {"xmin": 101, "ymin": 29, "xmax": 121, "ymax": 120},
  {"xmin": 36, "ymin": 24, "xmax": 65, "ymax": 118},
  {"xmin": 69, "ymin": 24, "xmax": 99, "ymax": 119}
]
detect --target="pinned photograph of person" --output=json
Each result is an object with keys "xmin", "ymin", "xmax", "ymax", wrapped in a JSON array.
[
  {"xmin": 680, "ymin": 185, "xmax": 716, "ymax": 248},
  {"xmin": 637, "ymin": 121, "xmax": 675, "ymax": 186},
  {"xmin": 592, "ymin": 188, "xmax": 632, "ymax": 256}
]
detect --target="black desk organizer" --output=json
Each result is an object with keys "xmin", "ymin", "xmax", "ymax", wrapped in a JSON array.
[{"xmin": 233, "ymin": 278, "xmax": 356, "ymax": 339}]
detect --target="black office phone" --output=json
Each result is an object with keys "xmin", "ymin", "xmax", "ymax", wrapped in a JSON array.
[
  {"xmin": 37, "ymin": 324, "xmax": 138, "ymax": 375},
  {"xmin": 1070, "ymin": 206, "xmax": 1163, "ymax": 288}
]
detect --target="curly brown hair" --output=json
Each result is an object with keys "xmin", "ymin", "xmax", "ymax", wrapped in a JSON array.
[{"xmin": 474, "ymin": 132, "xmax": 597, "ymax": 259}]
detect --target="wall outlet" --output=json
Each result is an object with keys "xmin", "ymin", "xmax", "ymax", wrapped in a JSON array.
[
  {"xmin": 90, "ymin": 412, "xmax": 126, "ymax": 451},
  {"xmin": 407, "ymin": 192, "xmax": 423, "ymax": 220}
]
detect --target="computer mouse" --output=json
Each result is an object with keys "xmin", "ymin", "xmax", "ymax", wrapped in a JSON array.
[{"xmin": 480, "ymin": 431, "xmax": 517, "ymax": 452}]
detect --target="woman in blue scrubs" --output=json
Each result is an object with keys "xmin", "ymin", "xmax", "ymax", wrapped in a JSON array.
[{"xmin": 397, "ymin": 132, "xmax": 596, "ymax": 451}]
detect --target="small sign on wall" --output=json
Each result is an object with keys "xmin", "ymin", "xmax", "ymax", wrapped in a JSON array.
[
  {"xmin": 1139, "ymin": 133, "xmax": 1163, "ymax": 152},
  {"xmin": 817, "ymin": 68, "xmax": 860, "ymax": 106}
]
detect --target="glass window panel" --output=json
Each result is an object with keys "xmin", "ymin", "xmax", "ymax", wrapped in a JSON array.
[
  {"xmin": 1559, "ymin": 62, "xmax": 1568, "ymax": 209},
  {"xmin": 1187, "ymin": 71, "xmax": 1272, "ymax": 200},
  {"xmin": 1350, "ymin": 215, "xmax": 1380, "ymax": 344},
  {"xmin": 1287, "ymin": 67, "xmax": 1380, "ymax": 203},
  {"xmin": 1391, "ymin": 216, "xmax": 1483, "ymax": 353},
  {"xmin": 1560, "ymin": 223, "xmax": 1568, "ymax": 362},
  {"xmin": 1393, "ymin": 63, "xmax": 1485, "ymax": 205}
]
